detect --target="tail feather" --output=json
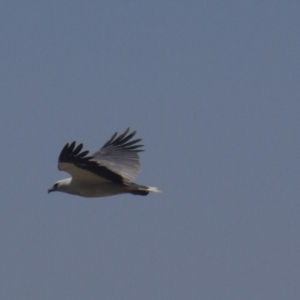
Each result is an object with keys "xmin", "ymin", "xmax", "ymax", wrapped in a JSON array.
[
  {"xmin": 128, "ymin": 183, "xmax": 162, "ymax": 196},
  {"xmin": 130, "ymin": 190, "xmax": 149, "ymax": 196},
  {"xmin": 146, "ymin": 186, "xmax": 162, "ymax": 193}
]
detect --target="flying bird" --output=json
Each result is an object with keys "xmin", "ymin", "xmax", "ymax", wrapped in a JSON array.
[{"xmin": 48, "ymin": 128, "xmax": 161, "ymax": 198}]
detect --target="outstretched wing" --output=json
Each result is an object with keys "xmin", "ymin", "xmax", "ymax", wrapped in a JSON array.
[
  {"xmin": 92, "ymin": 128, "xmax": 144, "ymax": 182},
  {"xmin": 57, "ymin": 128, "xmax": 144, "ymax": 183}
]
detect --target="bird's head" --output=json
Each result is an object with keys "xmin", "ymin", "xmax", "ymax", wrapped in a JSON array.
[{"xmin": 48, "ymin": 178, "xmax": 71, "ymax": 194}]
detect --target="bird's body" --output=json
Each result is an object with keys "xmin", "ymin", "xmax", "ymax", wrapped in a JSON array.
[{"xmin": 48, "ymin": 128, "xmax": 161, "ymax": 198}]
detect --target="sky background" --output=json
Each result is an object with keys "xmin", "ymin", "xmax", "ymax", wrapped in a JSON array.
[{"xmin": 1, "ymin": 1, "xmax": 300, "ymax": 299}]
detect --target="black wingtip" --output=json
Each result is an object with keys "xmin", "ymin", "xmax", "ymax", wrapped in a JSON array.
[
  {"xmin": 102, "ymin": 128, "xmax": 144, "ymax": 152},
  {"xmin": 58, "ymin": 141, "xmax": 91, "ymax": 164}
]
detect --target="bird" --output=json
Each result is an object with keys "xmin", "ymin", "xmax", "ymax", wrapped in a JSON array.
[{"xmin": 48, "ymin": 128, "xmax": 161, "ymax": 198}]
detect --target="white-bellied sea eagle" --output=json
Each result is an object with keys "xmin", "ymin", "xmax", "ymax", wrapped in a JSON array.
[{"xmin": 48, "ymin": 128, "xmax": 161, "ymax": 197}]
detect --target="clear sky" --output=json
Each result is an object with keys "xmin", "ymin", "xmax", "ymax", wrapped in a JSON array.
[{"xmin": 1, "ymin": 2, "xmax": 299, "ymax": 299}]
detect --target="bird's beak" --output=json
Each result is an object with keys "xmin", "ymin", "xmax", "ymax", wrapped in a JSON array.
[{"xmin": 48, "ymin": 187, "xmax": 55, "ymax": 193}]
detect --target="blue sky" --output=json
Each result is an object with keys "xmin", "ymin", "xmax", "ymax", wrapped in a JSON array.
[{"xmin": 1, "ymin": 2, "xmax": 300, "ymax": 299}]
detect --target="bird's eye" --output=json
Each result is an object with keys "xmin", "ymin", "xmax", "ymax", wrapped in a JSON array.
[{"xmin": 54, "ymin": 183, "xmax": 58, "ymax": 188}]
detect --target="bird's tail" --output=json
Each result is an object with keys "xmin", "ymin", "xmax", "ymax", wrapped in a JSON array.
[
  {"xmin": 128, "ymin": 183, "xmax": 162, "ymax": 196},
  {"xmin": 146, "ymin": 186, "xmax": 162, "ymax": 193}
]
